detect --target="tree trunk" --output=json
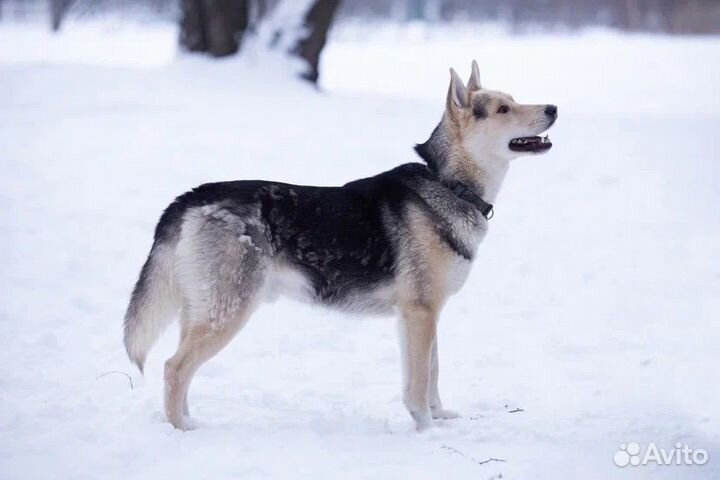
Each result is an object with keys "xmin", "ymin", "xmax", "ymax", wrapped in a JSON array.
[
  {"xmin": 178, "ymin": 0, "xmax": 340, "ymax": 83},
  {"xmin": 291, "ymin": 0, "xmax": 341, "ymax": 84},
  {"xmin": 622, "ymin": 0, "xmax": 642, "ymax": 31},
  {"xmin": 180, "ymin": 0, "xmax": 250, "ymax": 57},
  {"xmin": 49, "ymin": 0, "xmax": 73, "ymax": 32}
]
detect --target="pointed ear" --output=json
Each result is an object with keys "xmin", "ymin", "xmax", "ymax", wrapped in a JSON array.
[
  {"xmin": 447, "ymin": 67, "xmax": 469, "ymax": 112},
  {"xmin": 467, "ymin": 59, "xmax": 482, "ymax": 91}
]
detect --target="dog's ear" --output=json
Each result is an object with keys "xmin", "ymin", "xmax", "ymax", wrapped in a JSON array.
[
  {"xmin": 447, "ymin": 68, "xmax": 469, "ymax": 113},
  {"xmin": 467, "ymin": 59, "xmax": 482, "ymax": 91}
]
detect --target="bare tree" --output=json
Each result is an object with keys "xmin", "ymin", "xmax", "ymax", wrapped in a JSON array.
[
  {"xmin": 179, "ymin": 0, "xmax": 341, "ymax": 83},
  {"xmin": 291, "ymin": 0, "xmax": 341, "ymax": 83},
  {"xmin": 49, "ymin": 0, "xmax": 73, "ymax": 31},
  {"xmin": 180, "ymin": 0, "xmax": 250, "ymax": 56}
]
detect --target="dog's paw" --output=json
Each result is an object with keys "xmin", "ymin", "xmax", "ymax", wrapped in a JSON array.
[
  {"xmin": 431, "ymin": 407, "xmax": 460, "ymax": 420},
  {"xmin": 182, "ymin": 415, "xmax": 199, "ymax": 431},
  {"xmin": 415, "ymin": 419, "xmax": 433, "ymax": 432},
  {"xmin": 166, "ymin": 413, "xmax": 197, "ymax": 431},
  {"xmin": 410, "ymin": 410, "xmax": 433, "ymax": 432}
]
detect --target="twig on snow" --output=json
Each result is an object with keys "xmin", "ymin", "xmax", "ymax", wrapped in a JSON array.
[
  {"xmin": 441, "ymin": 444, "xmax": 466, "ymax": 456},
  {"xmin": 441, "ymin": 445, "xmax": 507, "ymax": 468},
  {"xmin": 96, "ymin": 370, "xmax": 134, "ymax": 390}
]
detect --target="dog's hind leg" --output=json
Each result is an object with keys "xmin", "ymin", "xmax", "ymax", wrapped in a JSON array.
[
  {"xmin": 164, "ymin": 305, "xmax": 256, "ymax": 430},
  {"xmin": 164, "ymin": 209, "xmax": 269, "ymax": 430},
  {"xmin": 398, "ymin": 303, "xmax": 438, "ymax": 432}
]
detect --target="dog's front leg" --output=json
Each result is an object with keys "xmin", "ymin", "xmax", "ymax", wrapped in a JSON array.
[
  {"xmin": 429, "ymin": 339, "xmax": 460, "ymax": 419},
  {"xmin": 398, "ymin": 303, "xmax": 437, "ymax": 431}
]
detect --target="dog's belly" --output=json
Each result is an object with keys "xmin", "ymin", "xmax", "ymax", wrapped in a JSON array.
[{"xmin": 263, "ymin": 264, "xmax": 397, "ymax": 315}]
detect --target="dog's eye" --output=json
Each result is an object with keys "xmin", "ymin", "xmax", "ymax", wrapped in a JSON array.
[{"xmin": 497, "ymin": 105, "xmax": 509, "ymax": 114}]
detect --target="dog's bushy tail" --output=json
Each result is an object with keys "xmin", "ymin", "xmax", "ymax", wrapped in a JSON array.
[{"xmin": 123, "ymin": 241, "xmax": 179, "ymax": 373}]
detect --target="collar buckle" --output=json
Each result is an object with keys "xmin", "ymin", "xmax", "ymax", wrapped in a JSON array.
[
  {"xmin": 483, "ymin": 204, "xmax": 494, "ymax": 220},
  {"xmin": 427, "ymin": 166, "xmax": 495, "ymax": 221},
  {"xmin": 452, "ymin": 183, "xmax": 494, "ymax": 220}
]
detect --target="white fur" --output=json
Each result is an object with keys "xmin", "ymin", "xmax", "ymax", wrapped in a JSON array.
[
  {"xmin": 123, "ymin": 242, "xmax": 179, "ymax": 371},
  {"xmin": 265, "ymin": 264, "xmax": 397, "ymax": 315},
  {"xmin": 263, "ymin": 265, "xmax": 315, "ymax": 304}
]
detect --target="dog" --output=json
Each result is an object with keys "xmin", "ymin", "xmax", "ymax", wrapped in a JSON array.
[{"xmin": 123, "ymin": 60, "xmax": 557, "ymax": 431}]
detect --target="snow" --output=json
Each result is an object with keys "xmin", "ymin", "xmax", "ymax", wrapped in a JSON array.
[{"xmin": 1, "ymin": 21, "xmax": 719, "ymax": 480}]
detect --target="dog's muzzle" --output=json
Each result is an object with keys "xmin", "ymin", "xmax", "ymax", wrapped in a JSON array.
[{"xmin": 510, "ymin": 104, "xmax": 557, "ymax": 153}]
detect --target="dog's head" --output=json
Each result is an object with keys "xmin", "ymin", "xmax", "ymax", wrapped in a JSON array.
[{"xmin": 445, "ymin": 60, "xmax": 557, "ymax": 161}]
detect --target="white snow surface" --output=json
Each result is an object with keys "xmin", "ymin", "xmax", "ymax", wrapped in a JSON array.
[{"xmin": 1, "ymin": 22, "xmax": 719, "ymax": 480}]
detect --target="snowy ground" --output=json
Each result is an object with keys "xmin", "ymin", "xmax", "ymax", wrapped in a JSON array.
[{"xmin": 1, "ymin": 21, "xmax": 719, "ymax": 480}]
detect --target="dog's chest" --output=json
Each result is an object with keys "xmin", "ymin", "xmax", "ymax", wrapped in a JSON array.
[
  {"xmin": 444, "ymin": 226, "xmax": 485, "ymax": 294},
  {"xmin": 445, "ymin": 255, "xmax": 474, "ymax": 294}
]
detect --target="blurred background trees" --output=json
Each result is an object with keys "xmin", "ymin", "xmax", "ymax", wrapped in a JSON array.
[
  {"xmin": 2, "ymin": 0, "xmax": 718, "ymax": 83},
  {"xmin": 5, "ymin": 0, "xmax": 720, "ymax": 35},
  {"xmin": 178, "ymin": 0, "xmax": 339, "ymax": 81},
  {"xmin": 0, "ymin": 0, "xmax": 720, "ymax": 34},
  {"xmin": 339, "ymin": 0, "xmax": 720, "ymax": 33},
  {"xmin": 42, "ymin": 0, "xmax": 342, "ymax": 83}
]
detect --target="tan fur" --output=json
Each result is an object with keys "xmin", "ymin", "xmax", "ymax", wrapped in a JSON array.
[
  {"xmin": 164, "ymin": 297, "xmax": 257, "ymax": 430},
  {"xmin": 394, "ymin": 204, "xmax": 464, "ymax": 430},
  {"xmin": 397, "ymin": 302, "xmax": 437, "ymax": 431}
]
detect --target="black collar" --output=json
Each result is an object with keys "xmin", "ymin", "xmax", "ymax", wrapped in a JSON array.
[
  {"xmin": 448, "ymin": 182, "xmax": 494, "ymax": 220},
  {"xmin": 422, "ymin": 165, "xmax": 494, "ymax": 220}
]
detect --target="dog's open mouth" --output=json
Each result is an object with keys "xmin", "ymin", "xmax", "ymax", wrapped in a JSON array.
[{"xmin": 509, "ymin": 135, "xmax": 552, "ymax": 153}]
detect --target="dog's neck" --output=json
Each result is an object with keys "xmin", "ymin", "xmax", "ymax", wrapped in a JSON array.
[{"xmin": 415, "ymin": 119, "xmax": 509, "ymax": 204}]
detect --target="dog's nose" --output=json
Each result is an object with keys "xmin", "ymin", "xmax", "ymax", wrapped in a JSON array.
[{"xmin": 544, "ymin": 105, "xmax": 558, "ymax": 117}]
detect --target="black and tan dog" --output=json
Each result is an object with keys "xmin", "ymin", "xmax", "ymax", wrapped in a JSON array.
[{"xmin": 124, "ymin": 61, "xmax": 557, "ymax": 431}]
